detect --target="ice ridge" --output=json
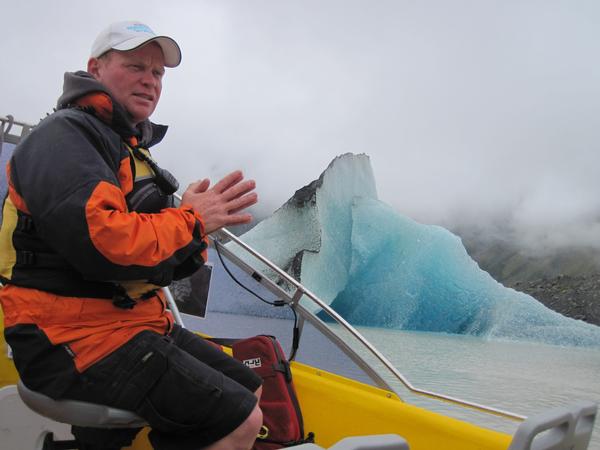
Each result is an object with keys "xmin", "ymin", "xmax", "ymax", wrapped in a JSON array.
[{"xmin": 226, "ymin": 153, "xmax": 600, "ymax": 347}]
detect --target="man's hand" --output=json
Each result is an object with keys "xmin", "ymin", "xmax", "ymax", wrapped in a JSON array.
[{"xmin": 181, "ymin": 171, "xmax": 258, "ymax": 234}]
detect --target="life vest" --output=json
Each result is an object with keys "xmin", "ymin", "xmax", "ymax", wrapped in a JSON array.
[{"xmin": 0, "ymin": 87, "xmax": 206, "ymax": 304}]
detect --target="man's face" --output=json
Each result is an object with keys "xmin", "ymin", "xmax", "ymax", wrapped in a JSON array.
[{"xmin": 88, "ymin": 43, "xmax": 165, "ymax": 125}]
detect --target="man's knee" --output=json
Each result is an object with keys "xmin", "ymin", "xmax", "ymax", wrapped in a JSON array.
[
  {"xmin": 206, "ymin": 404, "xmax": 263, "ymax": 450},
  {"xmin": 233, "ymin": 403, "xmax": 263, "ymax": 446},
  {"xmin": 241, "ymin": 404, "xmax": 263, "ymax": 439}
]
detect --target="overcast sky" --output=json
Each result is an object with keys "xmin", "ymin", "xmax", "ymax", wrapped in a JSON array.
[{"xmin": 2, "ymin": 1, "xmax": 600, "ymax": 249}]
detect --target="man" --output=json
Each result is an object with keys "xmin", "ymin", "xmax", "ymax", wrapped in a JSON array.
[{"xmin": 0, "ymin": 21, "xmax": 263, "ymax": 450}]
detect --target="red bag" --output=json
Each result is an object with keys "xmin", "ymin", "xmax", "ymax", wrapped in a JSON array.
[{"xmin": 230, "ymin": 335, "xmax": 314, "ymax": 449}]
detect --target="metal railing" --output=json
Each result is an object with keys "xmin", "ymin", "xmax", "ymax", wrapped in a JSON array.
[
  {"xmin": 212, "ymin": 227, "xmax": 527, "ymax": 422},
  {"xmin": 3, "ymin": 118, "xmax": 527, "ymax": 422},
  {"xmin": 0, "ymin": 115, "xmax": 34, "ymax": 147}
]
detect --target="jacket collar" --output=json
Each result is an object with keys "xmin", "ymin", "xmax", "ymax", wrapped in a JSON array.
[{"xmin": 57, "ymin": 71, "xmax": 168, "ymax": 148}]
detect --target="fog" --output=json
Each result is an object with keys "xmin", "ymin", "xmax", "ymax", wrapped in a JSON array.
[{"xmin": 2, "ymin": 0, "xmax": 599, "ymax": 252}]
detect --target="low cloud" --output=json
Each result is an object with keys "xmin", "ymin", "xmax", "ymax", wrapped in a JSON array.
[{"xmin": 2, "ymin": 1, "xmax": 599, "ymax": 254}]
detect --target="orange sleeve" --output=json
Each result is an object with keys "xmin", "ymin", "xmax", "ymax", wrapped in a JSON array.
[
  {"xmin": 8, "ymin": 109, "xmax": 207, "ymax": 284},
  {"xmin": 86, "ymin": 181, "xmax": 203, "ymax": 267}
]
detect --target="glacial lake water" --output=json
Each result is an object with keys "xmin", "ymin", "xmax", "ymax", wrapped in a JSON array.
[{"xmin": 186, "ymin": 311, "xmax": 600, "ymax": 449}]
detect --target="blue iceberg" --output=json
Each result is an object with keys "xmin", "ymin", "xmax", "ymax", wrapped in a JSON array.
[{"xmin": 224, "ymin": 153, "xmax": 600, "ymax": 347}]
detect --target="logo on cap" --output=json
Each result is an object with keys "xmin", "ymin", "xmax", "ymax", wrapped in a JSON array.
[{"xmin": 126, "ymin": 24, "xmax": 154, "ymax": 34}]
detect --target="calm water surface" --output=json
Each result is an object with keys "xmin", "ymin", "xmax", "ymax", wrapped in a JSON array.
[
  {"xmin": 188, "ymin": 312, "xmax": 600, "ymax": 449},
  {"xmin": 362, "ymin": 327, "xmax": 600, "ymax": 446}
]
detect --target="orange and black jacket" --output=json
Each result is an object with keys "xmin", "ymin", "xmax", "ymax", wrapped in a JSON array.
[{"xmin": 0, "ymin": 71, "xmax": 208, "ymax": 303}]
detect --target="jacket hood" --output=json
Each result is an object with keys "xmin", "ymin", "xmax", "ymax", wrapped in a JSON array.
[{"xmin": 56, "ymin": 71, "xmax": 167, "ymax": 148}]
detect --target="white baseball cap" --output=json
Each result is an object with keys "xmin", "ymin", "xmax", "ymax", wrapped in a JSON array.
[{"xmin": 91, "ymin": 21, "xmax": 182, "ymax": 67}]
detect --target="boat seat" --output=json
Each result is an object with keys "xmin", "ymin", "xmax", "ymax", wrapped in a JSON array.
[
  {"xmin": 17, "ymin": 380, "xmax": 147, "ymax": 428},
  {"xmin": 17, "ymin": 381, "xmax": 411, "ymax": 449},
  {"xmin": 289, "ymin": 434, "xmax": 409, "ymax": 449},
  {"xmin": 508, "ymin": 400, "xmax": 597, "ymax": 450}
]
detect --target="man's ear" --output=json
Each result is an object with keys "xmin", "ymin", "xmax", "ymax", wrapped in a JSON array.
[{"xmin": 87, "ymin": 57, "xmax": 101, "ymax": 78}]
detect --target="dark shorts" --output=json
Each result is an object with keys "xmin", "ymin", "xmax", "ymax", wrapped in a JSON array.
[{"xmin": 65, "ymin": 325, "xmax": 263, "ymax": 449}]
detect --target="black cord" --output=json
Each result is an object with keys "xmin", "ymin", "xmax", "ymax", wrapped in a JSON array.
[
  {"xmin": 289, "ymin": 306, "xmax": 299, "ymax": 361},
  {"xmin": 214, "ymin": 240, "xmax": 300, "ymax": 360}
]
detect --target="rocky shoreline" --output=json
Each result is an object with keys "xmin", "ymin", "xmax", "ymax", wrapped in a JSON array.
[
  {"xmin": 456, "ymin": 229, "xmax": 600, "ymax": 328},
  {"xmin": 509, "ymin": 273, "xmax": 600, "ymax": 326}
]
